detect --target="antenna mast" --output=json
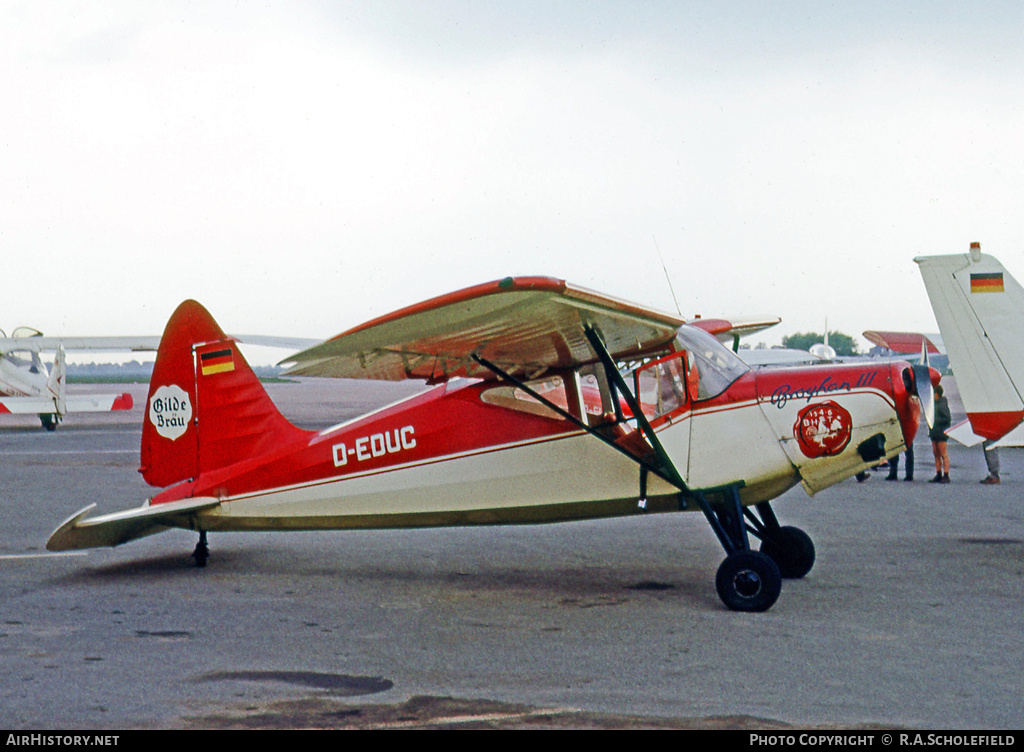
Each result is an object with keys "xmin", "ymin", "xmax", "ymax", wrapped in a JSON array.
[{"xmin": 653, "ymin": 235, "xmax": 682, "ymax": 316}]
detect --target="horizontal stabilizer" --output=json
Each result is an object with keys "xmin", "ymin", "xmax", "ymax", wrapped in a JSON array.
[
  {"xmin": 946, "ymin": 418, "xmax": 1024, "ymax": 448},
  {"xmin": 63, "ymin": 393, "xmax": 134, "ymax": 413},
  {"xmin": 0, "ymin": 393, "xmax": 132, "ymax": 415},
  {"xmin": 0, "ymin": 397, "xmax": 57, "ymax": 415},
  {"xmin": 946, "ymin": 419, "xmax": 984, "ymax": 447},
  {"xmin": 46, "ymin": 497, "xmax": 220, "ymax": 551}
]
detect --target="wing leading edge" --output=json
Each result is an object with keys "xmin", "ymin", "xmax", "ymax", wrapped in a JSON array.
[{"xmin": 282, "ymin": 276, "xmax": 688, "ymax": 382}]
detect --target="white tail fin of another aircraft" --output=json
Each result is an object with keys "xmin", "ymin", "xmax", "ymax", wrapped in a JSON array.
[
  {"xmin": 46, "ymin": 346, "xmax": 67, "ymax": 416},
  {"xmin": 915, "ymin": 243, "xmax": 1024, "ymax": 441}
]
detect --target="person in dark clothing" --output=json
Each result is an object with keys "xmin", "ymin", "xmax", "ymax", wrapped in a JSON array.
[
  {"xmin": 929, "ymin": 384, "xmax": 952, "ymax": 483},
  {"xmin": 981, "ymin": 439, "xmax": 1000, "ymax": 484},
  {"xmin": 887, "ymin": 443, "xmax": 914, "ymax": 481}
]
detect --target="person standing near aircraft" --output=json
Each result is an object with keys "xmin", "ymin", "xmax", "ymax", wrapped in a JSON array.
[
  {"xmin": 929, "ymin": 383, "xmax": 951, "ymax": 483},
  {"xmin": 981, "ymin": 440, "xmax": 1000, "ymax": 484},
  {"xmin": 886, "ymin": 443, "xmax": 914, "ymax": 481}
]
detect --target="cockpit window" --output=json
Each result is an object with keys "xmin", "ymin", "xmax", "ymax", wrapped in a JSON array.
[
  {"xmin": 635, "ymin": 353, "xmax": 687, "ymax": 420},
  {"xmin": 480, "ymin": 375, "xmax": 569, "ymax": 420},
  {"xmin": 674, "ymin": 325, "xmax": 750, "ymax": 401}
]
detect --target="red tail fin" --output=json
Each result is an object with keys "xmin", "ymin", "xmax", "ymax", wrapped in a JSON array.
[{"xmin": 139, "ymin": 300, "xmax": 311, "ymax": 488}]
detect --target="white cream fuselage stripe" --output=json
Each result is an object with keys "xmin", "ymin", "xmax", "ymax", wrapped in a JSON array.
[
  {"xmin": 197, "ymin": 383, "xmax": 900, "ymax": 528},
  {"xmin": 229, "ymin": 427, "xmax": 594, "ymax": 502}
]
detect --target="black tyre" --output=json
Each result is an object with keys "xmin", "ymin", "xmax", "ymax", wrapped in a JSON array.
[
  {"xmin": 759, "ymin": 525, "xmax": 815, "ymax": 579},
  {"xmin": 715, "ymin": 551, "xmax": 782, "ymax": 612}
]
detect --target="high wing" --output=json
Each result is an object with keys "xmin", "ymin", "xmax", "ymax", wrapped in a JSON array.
[
  {"xmin": 863, "ymin": 330, "xmax": 945, "ymax": 356},
  {"xmin": 0, "ymin": 336, "xmax": 161, "ymax": 355},
  {"xmin": 689, "ymin": 315, "xmax": 781, "ymax": 345},
  {"xmin": 0, "ymin": 334, "xmax": 317, "ymax": 355},
  {"xmin": 282, "ymin": 276, "xmax": 688, "ymax": 382}
]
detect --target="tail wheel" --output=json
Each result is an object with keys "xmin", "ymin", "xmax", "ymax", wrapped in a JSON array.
[
  {"xmin": 715, "ymin": 551, "xmax": 782, "ymax": 612},
  {"xmin": 40, "ymin": 414, "xmax": 58, "ymax": 431},
  {"xmin": 192, "ymin": 531, "xmax": 209, "ymax": 568},
  {"xmin": 759, "ymin": 525, "xmax": 815, "ymax": 579}
]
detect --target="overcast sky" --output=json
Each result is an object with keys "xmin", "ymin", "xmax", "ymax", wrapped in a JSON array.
[{"xmin": 3, "ymin": 1, "xmax": 1022, "ymax": 361}]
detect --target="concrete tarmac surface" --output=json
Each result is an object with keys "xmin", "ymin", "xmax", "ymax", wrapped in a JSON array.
[{"xmin": 1, "ymin": 379, "xmax": 1022, "ymax": 730}]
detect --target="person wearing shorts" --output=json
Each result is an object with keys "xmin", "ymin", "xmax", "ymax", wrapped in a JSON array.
[{"xmin": 929, "ymin": 383, "xmax": 951, "ymax": 483}]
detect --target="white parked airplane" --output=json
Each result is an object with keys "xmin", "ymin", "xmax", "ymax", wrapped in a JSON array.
[
  {"xmin": 0, "ymin": 330, "xmax": 158, "ymax": 429},
  {"xmin": 1, "ymin": 328, "xmax": 317, "ymax": 430}
]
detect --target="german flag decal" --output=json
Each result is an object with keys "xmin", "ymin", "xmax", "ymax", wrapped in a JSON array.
[
  {"xmin": 200, "ymin": 347, "xmax": 235, "ymax": 375},
  {"xmin": 971, "ymin": 272, "xmax": 1004, "ymax": 293}
]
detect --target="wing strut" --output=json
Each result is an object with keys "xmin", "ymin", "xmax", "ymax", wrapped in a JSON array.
[
  {"xmin": 471, "ymin": 324, "xmax": 690, "ymax": 497},
  {"xmin": 474, "ymin": 326, "xmax": 759, "ymax": 565},
  {"xmin": 580, "ymin": 324, "xmax": 689, "ymax": 491},
  {"xmin": 584, "ymin": 325, "xmax": 755, "ymax": 561},
  {"xmin": 471, "ymin": 352, "xmax": 681, "ymax": 490}
]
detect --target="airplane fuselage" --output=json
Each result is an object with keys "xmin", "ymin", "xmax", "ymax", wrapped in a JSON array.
[
  {"xmin": 148, "ymin": 358, "xmax": 916, "ymax": 533},
  {"xmin": 0, "ymin": 353, "xmax": 49, "ymax": 398},
  {"xmin": 47, "ymin": 293, "xmax": 923, "ymax": 612}
]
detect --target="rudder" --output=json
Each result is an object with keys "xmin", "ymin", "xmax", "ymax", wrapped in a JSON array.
[{"xmin": 140, "ymin": 300, "xmax": 311, "ymax": 488}]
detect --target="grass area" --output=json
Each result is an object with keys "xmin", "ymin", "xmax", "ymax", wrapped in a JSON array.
[{"xmin": 66, "ymin": 376, "xmax": 149, "ymax": 384}]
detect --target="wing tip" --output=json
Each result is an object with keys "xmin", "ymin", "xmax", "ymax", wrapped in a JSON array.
[{"xmin": 46, "ymin": 504, "xmax": 99, "ymax": 551}]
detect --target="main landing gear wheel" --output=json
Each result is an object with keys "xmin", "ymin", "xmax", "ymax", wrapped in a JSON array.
[
  {"xmin": 715, "ymin": 551, "xmax": 782, "ymax": 612},
  {"xmin": 759, "ymin": 525, "xmax": 815, "ymax": 579}
]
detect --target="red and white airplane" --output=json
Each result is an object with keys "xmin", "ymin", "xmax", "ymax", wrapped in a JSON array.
[
  {"xmin": 916, "ymin": 243, "xmax": 1024, "ymax": 446},
  {"xmin": 0, "ymin": 329, "xmax": 147, "ymax": 430},
  {"xmin": 47, "ymin": 277, "xmax": 923, "ymax": 612}
]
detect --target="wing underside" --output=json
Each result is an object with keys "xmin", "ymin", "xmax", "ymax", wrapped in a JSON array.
[
  {"xmin": 0, "ymin": 336, "xmax": 162, "ymax": 355},
  {"xmin": 282, "ymin": 276, "xmax": 687, "ymax": 381}
]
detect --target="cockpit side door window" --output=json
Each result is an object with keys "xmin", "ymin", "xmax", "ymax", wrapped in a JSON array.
[{"xmin": 635, "ymin": 352, "xmax": 689, "ymax": 422}]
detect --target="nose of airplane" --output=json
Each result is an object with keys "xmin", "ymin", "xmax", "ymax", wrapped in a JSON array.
[{"xmin": 890, "ymin": 362, "xmax": 923, "ymax": 445}]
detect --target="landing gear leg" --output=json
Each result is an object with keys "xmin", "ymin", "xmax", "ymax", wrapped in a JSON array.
[
  {"xmin": 693, "ymin": 486, "xmax": 782, "ymax": 612},
  {"xmin": 192, "ymin": 530, "xmax": 209, "ymax": 568}
]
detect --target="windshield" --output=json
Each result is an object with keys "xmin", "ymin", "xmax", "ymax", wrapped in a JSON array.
[{"xmin": 674, "ymin": 325, "xmax": 750, "ymax": 401}]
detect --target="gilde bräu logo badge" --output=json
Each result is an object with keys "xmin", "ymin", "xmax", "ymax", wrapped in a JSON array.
[
  {"xmin": 793, "ymin": 400, "xmax": 852, "ymax": 459},
  {"xmin": 148, "ymin": 384, "xmax": 193, "ymax": 441}
]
